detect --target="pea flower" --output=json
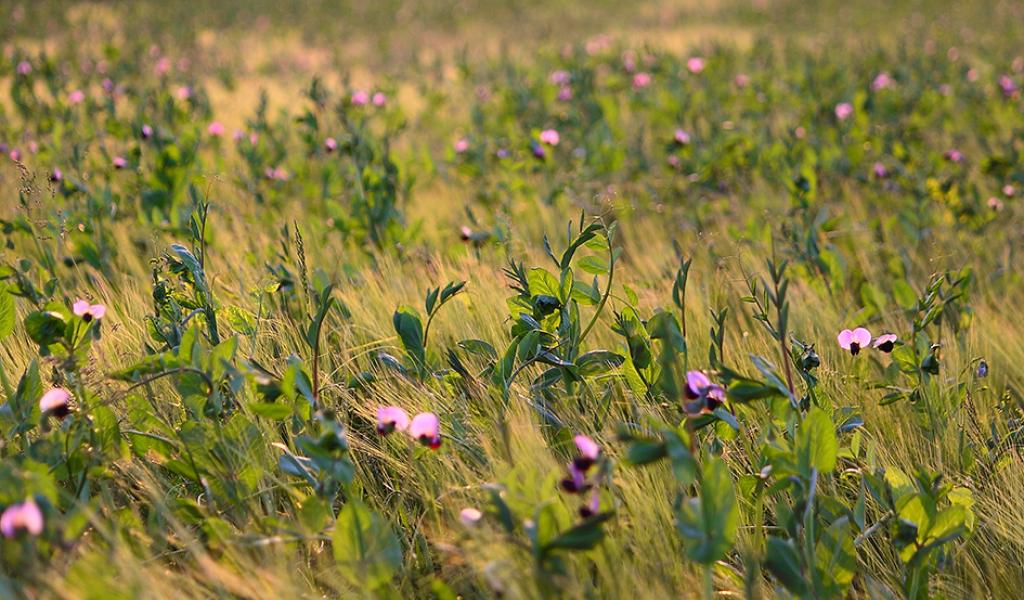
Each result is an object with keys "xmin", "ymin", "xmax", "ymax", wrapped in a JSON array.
[
  {"xmin": 674, "ymin": 128, "xmax": 691, "ymax": 145},
  {"xmin": 371, "ymin": 92, "xmax": 387, "ymax": 106},
  {"xmin": 579, "ymin": 490, "xmax": 600, "ymax": 519},
  {"xmin": 141, "ymin": 124, "xmax": 153, "ymax": 139},
  {"xmin": 351, "ymin": 90, "xmax": 369, "ymax": 105},
  {"xmin": 872, "ymin": 333, "xmax": 897, "ymax": 353},
  {"xmin": 835, "ymin": 102, "xmax": 853, "ymax": 121},
  {"xmin": 49, "ymin": 167, "xmax": 62, "ymax": 183},
  {"xmin": 0, "ymin": 500, "xmax": 43, "ymax": 538},
  {"xmin": 454, "ymin": 138, "xmax": 470, "ymax": 154},
  {"xmin": 572, "ymin": 435, "xmax": 600, "ymax": 471},
  {"xmin": 408, "ymin": 412, "xmax": 441, "ymax": 449},
  {"xmin": 376, "ymin": 406, "xmax": 410, "ymax": 435},
  {"xmin": 39, "ymin": 388, "xmax": 72, "ymax": 418},
  {"xmin": 686, "ymin": 57, "xmax": 705, "ymax": 74},
  {"xmin": 557, "ymin": 85, "xmax": 573, "ymax": 101},
  {"xmin": 16, "ymin": 61, "xmax": 31, "ymax": 76},
  {"xmin": 871, "ymin": 71, "xmax": 893, "ymax": 91},
  {"xmin": 632, "ymin": 72, "xmax": 652, "ymax": 90},
  {"xmin": 560, "ymin": 464, "xmax": 590, "ymax": 493},
  {"xmin": 999, "ymin": 75, "xmax": 1018, "ymax": 98},
  {"xmin": 324, "ymin": 137, "xmax": 337, "ymax": 153},
  {"xmin": 207, "ymin": 121, "xmax": 225, "ymax": 137},
  {"xmin": 872, "ymin": 162, "xmax": 888, "ymax": 178},
  {"xmin": 539, "ymin": 129, "xmax": 560, "ymax": 146},
  {"xmin": 530, "ymin": 141, "xmax": 546, "ymax": 160},
  {"xmin": 113, "ymin": 156, "xmax": 127, "ymax": 169},
  {"xmin": 944, "ymin": 149, "xmax": 963, "ymax": 163},
  {"xmin": 73, "ymin": 299, "xmax": 106, "ymax": 321},
  {"xmin": 68, "ymin": 90, "xmax": 85, "ymax": 104},
  {"xmin": 683, "ymin": 370, "xmax": 726, "ymax": 416},
  {"xmin": 837, "ymin": 327, "xmax": 871, "ymax": 355},
  {"xmin": 550, "ymin": 70, "xmax": 570, "ymax": 85},
  {"xmin": 459, "ymin": 507, "xmax": 483, "ymax": 527}
]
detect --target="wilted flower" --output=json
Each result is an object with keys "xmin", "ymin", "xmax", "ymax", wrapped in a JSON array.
[
  {"xmin": 0, "ymin": 499, "xmax": 43, "ymax": 538},
  {"xmin": 454, "ymin": 138, "xmax": 470, "ymax": 154},
  {"xmin": 539, "ymin": 129, "xmax": 560, "ymax": 146},
  {"xmin": 871, "ymin": 71, "xmax": 893, "ymax": 91},
  {"xmin": 837, "ymin": 327, "xmax": 871, "ymax": 355},
  {"xmin": 207, "ymin": 121, "xmax": 225, "ymax": 137},
  {"xmin": 459, "ymin": 507, "xmax": 483, "ymax": 527},
  {"xmin": 324, "ymin": 137, "xmax": 337, "ymax": 152},
  {"xmin": 16, "ymin": 60, "xmax": 31, "ymax": 76},
  {"xmin": 376, "ymin": 406, "xmax": 410, "ymax": 435},
  {"xmin": 835, "ymin": 102, "xmax": 854, "ymax": 121},
  {"xmin": 73, "ymin": 299, "xmax": 106, "ymax": 321},
  {"xmin": 632, "ymin": 72, "xmax": 652, "ymax": 89},
  {"xmin": 409, "ymin": 412, "xmax": 441, "ymax": 448},
  {"xmin": 68, "ymin": 90, "xmax": 85, "ymax": 104},
  {"xmin": 371, "ymin": 92, "xmax": 387, "ymax": 106},
  {"xmin": 39, "ymin": 388, "xmax": 71, "ymax": 418},
  {"xmin": 872, "ymin": 333, "xmax": 897, "ymax": 353},
  {"xmin": 686, "ymin": 57, "xmax": 705, "ymax": 74},
  {"xmin": 141, "ymin": 124, "xmax": 154, "ymax": 139},
  {"xmin": 350, "ymin": 90, "xmax": 369, "ymax": 105}
]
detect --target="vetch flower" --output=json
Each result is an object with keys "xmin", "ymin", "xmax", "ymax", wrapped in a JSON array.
[
  {"xmin": 73, "ymin": 299, "xmax": 106, "ymax": 321},
  {"xmin": 141, "ymin": 124, "xmax": 154, "ymax": 139},
  {"xmin": 539, "ymin": 129, "xmax": 560, "ymax": 146},
  {"xmin": 632, "ymin": 72, "xmax": 652, "ymax": 89},
  {"xmin": 837, "ymin": 328, "xmax": 872, "ymax": 355},
  {"xmin": 835, "ymin": 102, "xmax": 853, "ymax": 121},
  {"xmin": 871, "ymin": 71, "xmax": 893, "ymax": 91},
  {"xmin": 16, "ymin": 61, "xmax": 31, "ymax": 76},
  {"xmin": 683, "ymin": 370, "xmax": 726, "ymax": 415},
  {"xmin": 674, "ymin": 128, "xmax": 691, "ymax": 145},
  {"xmin": 49, "ymin": 167, "xmax": 63, "ymax": 183},
  {"xmin": 459, "ymin": 507, "xmax": 483, "ymax": 527},
  {"xmin": 684, "ymin": 370, "xmax": 711, "ymax": 400},
  {"xmin": 351, "ymin": 90, "xmax": 369, "ymax": 105},
  {"xmin": 376, "ymin": 406, "xmax": 410, "ymax": 435},
  {"xmin": 944, "ymin": 149, "xmax": 963, "ymax": 163},
  {"xmin": 207, "ymin": 121, "xmax": 225, "ymax": 137},
  {"xmin": 39, "ymin": 388, "xmax": 72, "ymax": 418},
  {"xmin": 68, "ymin": 90, "xmax": 85, "ymax": 104},
  {"xmin": 557, "ymin": 85, "xmax": 573, "ymax": 101},
  {"xmin": 454, "ymin": 138, "xmax": 470, "ymax": 154},
  {"xmin": 530, "ymin": 141, "xmax": 546, "ymax": 160},
  {"xmin": 560, "ymin": 464, "xmax": 590, "ymax": 493},
  {"xmin": 872, "ymin": 162, "xmax": 888, "ymax": 178},
  {"xmin": 872, "ymin": 333, "xmax": 897, "ymax": 353},
  {"xmin": 0, "ymin": 499, "xmax": 43, "ymax": 538},
  {"xmin": 572, "ymin": 435, "xmax": 600, "ymax": 471},
  {"xmin": 324, "ymin": 137, "xmax": 337, "ymax": 152},
  {"xmin": 113, "ymin": 156, "xmax": 127, "ymax": 169},
  {"xmin": 409, "ymin": 412, "xmax": 441, "ymax": 449},
  {"xmin": 549, "ymin": 70, "xmax": 570, "ymax": 85},
  {"xmin": 686, "ymin": 57, "xmax": 705, "ymax": 74},
  {"xmin": 999, "ymin": 75, "xmax": 1018, "ymax": 98},
  {"xmin": 579, "ymin": 491, "xmax": 600, "ymax": 519},
  {"xmin": 371, "ymin": 92, "xmax": 387, "ymax": 106}
]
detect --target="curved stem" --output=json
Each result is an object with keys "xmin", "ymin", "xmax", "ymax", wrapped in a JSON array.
[{"xmin": 578, "ymin": 234, "xmax": 615, "ymax": 347}]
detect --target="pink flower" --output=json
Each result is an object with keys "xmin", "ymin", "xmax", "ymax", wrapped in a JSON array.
[
  {"xmin": 835, "ymin": 102, "xmax": 854, "ymax": 121},
  {"xmin": 409, "ymin": 412, "xmax": 441, "ymax": 449},
  {"xmin": 557, "ymin": 85, "xmax": 573, "ymax": 101},
  {"xmin": 175, "ymin": 86, "xmax": 192, "ymax": 101},
  {"xmin": 459, "ymin": 507, "xmax": 483, "ymax": 527},
  {"xmin": 988, "ymin": 197, "xmax": 1004, "ymax": 211},
  {"xmin": 9, "ymin": 149, "xmax": 21, "ymax": 162},
  {"xmin": 674, "ymin": 128, "xmax": 691, "ymax": 145},
  {"xmin": 872, "ymin": 162, "xmax": 888, "ymax": 178},
  {"xmin": 376, "ymin": 406, "xmax": 410, "ymax": 435},
  {"xmin": 579, "ymin": 490, "xmax": 601, "ymax": 519},
  {"xmin": 966, "ymin": 68, "xmax": 979, "ymax": 83},
  {"xmin": 112, "ymin": 156, "xmax": 127, "ymax": 170},
  {"xmin": 734, "ymin": 73, "xmax": 750, "ymax": 87},
  {"xmin": 39, "ymin": 388, "xmax": 71, "ymax": 418},
  {"xmin": 154, "ymin": 57, "xmax": 171, "ymax": 76},
  {"xmin": 666, "ymin": 155, "xmax": 681, "ymax": 168},
  {"xmin": 324, "ymin": 137, "xmax": 338, "ymax": 152},
  {"xmin": 68, "ymin": 90, "xmax": 85, "ymax": 105},
  {"xmin": 49, "ymin": 167, "xmax": 62, "ymax": 182},
  {"xmin": 16, "ymin": 60, "xmax": 31, "ymax": 76},
  {"xmin": 454, "ymin": 138, "xmax": 470, "ymax": 154},
  {"xmin": 141, "ymin": 124, "xmax": 154, "ymax": 139},
  {"xmin": 632, "ymin": 72, "xmax": 652, "ymax": 90},
  {"xmin": 351, "ymin": 90, "xmax": 369, "ymax": 106},
  {"xmin": 207, "ymin": 121, "xmax": 225, "ymax": 137},
  {"xmin": 73, "ymin": 299, "xmax": 106, "ymax": 321},
  {"xmin": 683, "ymin": 370, "xmax": 725, "ymax": 415},
  {"xmin": 686, "ymin": 57, "xmax": 705, "ymax": 74},
  {"xmin": 944, "ymin": 149, "xmax": 963, "ymax": 163},
  {"xmin": 999, "ymin": 75, "xmax": 1018, "ymax": 98},
  {"xmin": 0, "ymin": 499, "xmax": 43, "ymax": 538},
  {"xmin": 872, "ymin": 333, "xmax": 897, "ymax": 353},
  {"xmin": 264, "ymin": 166, "xmax": 289, "ymax": 181},
  {"xmin": 560, "ymin": 464, "xmax": 589, "ymax": 493},
  {"xmin": 371, "ymin": 92, "xmax": 387, "ymax": 106},
  {"xmin": 1002, "ymin": 184, "xmax": 1015, "ymax": 197},
  {"xmin": 101, "ymin": 78, "xmax": 115, "ymax": 94},
  {"xmin": 871, "ymin": 71, "xmax": 893, "ymax": 92},
  {"xmin": 549, "ymin": 70, "xmax": 571, "ymax": 85},
  {"xmin": 837, "ymin": 328, "xmax": 871, "ymax": 355},
  {"xmin": 539, "ymin": 129, "xmax": 560, "ymax": 146},
  {"xmin": 573, "ymin": 435, "xmax": 600, "ymax": 471}
]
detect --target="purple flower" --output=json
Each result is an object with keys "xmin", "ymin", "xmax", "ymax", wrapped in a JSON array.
[
  {"xmin": 999, "ymin": 75, "xmax": 1019, "ymax": 98},
  {"xmin": 73, "ymin": 299, "xmax": 106, "ymax": 321},
  {"xmin": 835, "ymin": 102, "xmax": 854, "ymax": 121},
  {"xmin": 572, "ymin": 435, "xmax": 600, "ymax": 471},
  {"xmin": 557, "ymin": 85, "xmax": 573, "ymax": 101},
  {"xmin": 872, "ymin": 162, "xmax": 888, "ymax": 178},
  {"xmin": 530, "ymin": 141, "xmax": 546, "ymax": 160},
  {"xmin": 16, "ymin": 60, "xmax": 31, "ymax": 76},
  {"xmin": 579, "ymin": 490, "xmax": 600, "ymax": 519},
  {"xmin": 560, "ymin": 464, "xmax": 590, "ymax": 493},
  {"xmin": 549, "ymin": 70, "xmax": 571, "ymax": 85},
  {"xmin": 837, "ymin": 328, "xmax": 871, "ymax": 355},
  {"xmin": 409, "ymin": 412, "xmax": 441, "ymax": 449},
  {"xmin": 49, "ymin": 167, "xmax": 63, "ymax": 183},
  {"xmin": 684, "ymin": 370, "xmax": 725, "ymax": 416},
  {"xmin": 674, "ymin": 128, "xmax": 691, "ymax": 145},
  {"xmin": 112, "ymin": 156, "xmax": 127, "ymax": 170},
  {"xmin": 39, "ymin": 387, "xmax": 72, "ymax": 418},
  {"xmin": 872, "ymin": 333, "xmax": 897, "ymax": 353},
  {"xmin": 0, "ymin": 500, "xmax": 43, "ymax": 538},
  {"xmin": 376, "ymin": 406, "xmax": 410, "ymax": 435},
  {"xmin": 459, "ymin": 507, "xmax": 483, "ymax": 527}
]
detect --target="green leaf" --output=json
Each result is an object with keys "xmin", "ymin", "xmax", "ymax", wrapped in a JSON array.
[
  {"xmin": 24, "ymin": 310, "xmax": 66, "ymax": 346},
  {"xmin": 0, "ymin": 288, "xmax": 14, "ymax": 338},
  {"xmin": 575, "ymin": 350, "xmax": 624, "ymax": 376},
  {"xmin": 542, "ymin": 512, "xmax": 613, "ymax": 555},
  {"xmin": 795, "ymin": 408, "xmax": 838, "ymax": 475},
  {"xmin": 333, "ymin": 500, "xmax": 403, "ymax": 588},
  {"xmin": 675, "ymin": 456, "xmax": 739, "ymax": 564},
  {"xmin": 815, "ymin": 518, "xmax": 857, "ymax": 597},
  {"xmin": 765, "ymin": 536, "xmax": 808, "ymax": 595},
  {"xmin": 249, "ymin": 402, "xmax": 292, "ymax": 420},
  {"xmin": 392, "ymin": 305, "xmax": 425, "ymax": 366}
]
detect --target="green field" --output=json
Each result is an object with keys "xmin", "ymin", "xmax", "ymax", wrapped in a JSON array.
[{"xmin": 1, "ymin": 1, "xmax": 1023, "ymax": 597}]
